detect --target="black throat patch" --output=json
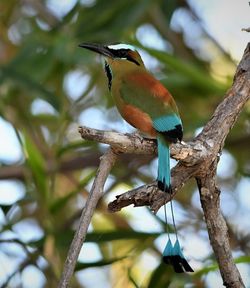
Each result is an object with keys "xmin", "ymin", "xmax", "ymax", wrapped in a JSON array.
[{"xmin": 104, "ymin": 61, "xmax": 112, "ymax": 90}]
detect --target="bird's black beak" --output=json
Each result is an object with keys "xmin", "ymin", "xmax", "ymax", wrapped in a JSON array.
[{"xmin": 78, "ymin": 43, "xmax": 114, "ymax": 58}]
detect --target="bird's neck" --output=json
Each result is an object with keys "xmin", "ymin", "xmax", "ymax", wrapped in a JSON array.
[{"xmin": 104, "ymin": 59, "xmax": 146, "ymax": 91}]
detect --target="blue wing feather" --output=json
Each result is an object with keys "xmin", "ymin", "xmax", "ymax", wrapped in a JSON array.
[{"xmin": 153, "ymin": 114, "xmax": 182, "ymax": 132}]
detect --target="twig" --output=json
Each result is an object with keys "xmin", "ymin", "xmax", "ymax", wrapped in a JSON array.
[{"xmin": 58, "ymin": 148, "xmax": 117, "ymax": 288}]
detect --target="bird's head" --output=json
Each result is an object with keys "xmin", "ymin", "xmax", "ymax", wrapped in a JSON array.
[
  {"xmin": 79, "ymin": 43, "xmax": 144, "ymax": 89},
  {"xmin": 79, "ymin": 42, "xmax": 144, "ymax": 67}
]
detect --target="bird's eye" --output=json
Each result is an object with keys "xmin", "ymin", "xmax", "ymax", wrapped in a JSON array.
[{"xmin": 117, "ymin": 49, "xmax": 128, "ymax": 58}]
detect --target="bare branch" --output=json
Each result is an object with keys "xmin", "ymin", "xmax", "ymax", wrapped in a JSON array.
[
  {"xmin": 196, "ymin": 171, "xmax": 245, "ymax": 288},
  {"xmin": 58, "ymin": 148, "xmax": 117, "ymax": 288},
  {"xmin": 78, "ymin": 126, "xmax": 202, "ymax": 162},
  {"xmin": 108, "ymin": 163, "xmax": 198, "ymax": 213}
]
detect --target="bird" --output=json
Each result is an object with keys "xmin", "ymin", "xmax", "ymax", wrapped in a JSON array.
[{"xmin": 79, "ymin": 42, "xmax": 193, "ymax": 273}]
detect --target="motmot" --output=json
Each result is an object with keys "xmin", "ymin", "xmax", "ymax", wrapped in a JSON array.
[{"xmin": 79, "ymin": 43, "xmax": 193, "ymax": 273}]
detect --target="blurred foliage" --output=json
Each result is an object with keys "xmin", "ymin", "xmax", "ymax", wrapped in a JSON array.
[{"xmin": 0, "ymin": 0, "xmax": 249, "ymax": 287}]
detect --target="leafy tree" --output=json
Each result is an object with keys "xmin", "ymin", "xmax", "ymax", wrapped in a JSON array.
[{"xmin": 0, "ymin": 1, "xmax": 249, "ymax": 287}]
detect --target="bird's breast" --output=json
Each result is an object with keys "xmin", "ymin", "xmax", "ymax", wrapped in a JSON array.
[
  {"xmin": 121, "ymin": 104, "xmax": 157, "ymax": 137},
  {"xmin": 111, "ymin": 80, "xmax": 156, "ymax": 137}
]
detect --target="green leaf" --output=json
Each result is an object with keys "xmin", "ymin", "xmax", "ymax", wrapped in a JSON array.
[
  {"xmin": 148, "ymin": 262, "xmax": 172, "ymax": 288},
  {"xmin": 57, "ymin": 140, "xmax": 96, "ymax": 157},
  {"xmin": 85, "ymin": 230, "xmax": 161, "ymax": 243},
  {"xmin": 55, "ymin": 230, "xmax": 161, "ymax": 248},
  {"xmin": 8, "ymin": 41, "xmax": 55, "ymax": 82},
  {"xmin": 194, "ymin": 263, "xmax": 218, "ymax": 277},
  {"xmin": 195, "ymin": 255, "xmax": 250, "ymax": 277},
  {"xmin": 128, "ymin": 268, "xmax": 140, "ymax": 288},
  {"xmin": 49, "ymin": 170, "xmax": 96, "ymax": 214},
  {"xmin": 75, "ymin": 256, "xmax": 127, "ymax": 271},
  {"xmin": 234, "ymin": 255, "xmax": 250, "ymax": 264},
  {"xmin": 0, "ymin": 66, "xmax": 61, "ymax": 111},
  {"xmin": 141, "ymin": 46, "xmax": 227, "ymax": 94},
  {"xmin": 22, "ymin": 132, "xmax": 47, "ymax": 198}
]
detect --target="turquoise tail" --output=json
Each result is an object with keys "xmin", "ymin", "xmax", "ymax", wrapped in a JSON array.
[
  {"xmin": 158, "ymin": 136, "xmax": 194, "ymax": 272},
  {"xmin": 163, "ymin": 239, "xmax": 194, "ymax": 273},
  {"xmin": 162, "ymin": 202, "xmax": 194, "ymax": 273},
  {"xmin": 157, "ymin": 135, "xmax": 171, "ymax": 192}
]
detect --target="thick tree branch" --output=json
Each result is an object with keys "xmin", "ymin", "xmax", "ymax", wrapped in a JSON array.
[
  {"xmin": 78, "ymin": 126, "xmax": 201, "ymax": 162},
  {"xmin": 196, "ymin": 170, "xmax": 245, "ymax": 288}
]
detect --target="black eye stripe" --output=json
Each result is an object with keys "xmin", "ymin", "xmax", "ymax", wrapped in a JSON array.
[
  {"xmin": 108, "ymin": 48, "xmax": 128, "ymax": 58},
  {"xmin": 104, "ymin": 61, "xmax": 112, "ymax": 90},
  {"xmin": 107, "ymin": 48, "xmax": 140, "ymax": 66}
]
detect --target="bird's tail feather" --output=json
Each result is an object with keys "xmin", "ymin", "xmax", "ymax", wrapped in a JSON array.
[
  {"xmin": 163, "ymin": 239, "xmax": 194, "ymax": 273},
  {"xmin": 161, "ymin": 199, "xmax": 193, "ymax": 273},
  {"xmin": 157, "ymin": 135, "xmax": 171, "ymax": 192},
  {"xmin": 158, "ymin": 136, "xmax": 193, "ymax": 272}
]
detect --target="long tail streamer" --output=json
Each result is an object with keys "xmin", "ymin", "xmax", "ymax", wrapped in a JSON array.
[
  {"xmin": 162, "ymin": 199, "xmax": 193, "ymax": 273},
  {"xmin": 157, "ymin": 135, "xmax": 193, "ymax": 272}
]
